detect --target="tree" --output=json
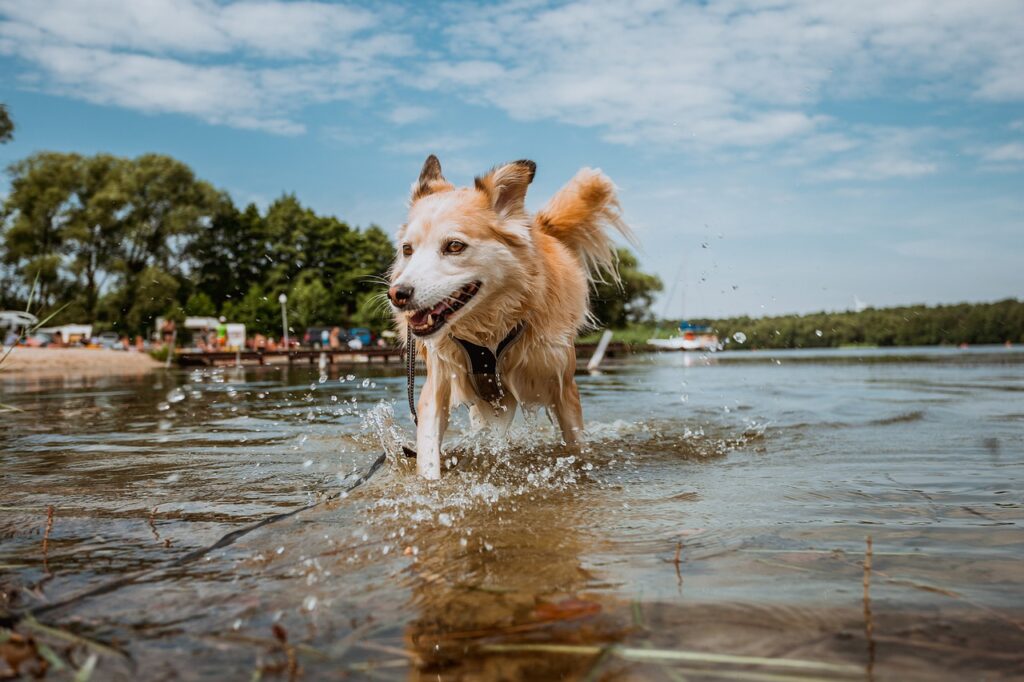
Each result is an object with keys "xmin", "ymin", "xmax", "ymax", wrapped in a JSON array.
[
  {"xmin": 105, "ymin": 154, "xmax": 221, "ymax": 330},
  {"xmin": 107, "ymin": 265, "xmax": 180, "ymax": 335},
  {"xmin": 63, "ymin": 155, "xmax": 129, "ymax": 320},
  {"xmin": 190, "ymin": 201, "xmax": 266, "ymax": 306},
  {"xmin": 289, "ymin": 275, "xmax": 332, "ymax": 330},
  {"xmin": 184, "ymin": 292, "xmax": 216, "ymax": 317},
  {"xmin": 222, "ymin": 286, "xmax": 279, "ymax": 336},
  {"xmin": 0, "ymin": 150, "xmax": 402, "ymax": 336},
  {"xmin": 0, "ymin": 103, "xmax": 13, "ymax": 144},
  {"xmin": 589, "ymin": 248, "xmax": 663, "ymax": 328},
  {"xmin": 350, "ymin": 289, "xmax": 391, "ymax": 329},
  {"xmin": 1, "ymin": 152, "xmax": 81, "ymax": 307}
]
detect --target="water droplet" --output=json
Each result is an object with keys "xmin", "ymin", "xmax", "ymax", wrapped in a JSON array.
[
  {"xmin": 166, "ymin": 388, "xmax": 186, "ymax": 403},
  {"xmin": 303, "ymin": 595, "xmax": 317, "ymax": 611},
  {"xmin": 303, "ymin": 459, "xmax": 313, "ymax": 468},
  {"xmin": 276, "ymin": 546, "xmax": 285, "ymax": 554},
  {"xmin": 438, "ymin": 513, "xmax": 453, "ymax": 527},
  {"xmin": 815, "ymin": 329, "xmax": 823, "ymax": 337},
  {"xmin": 732, "ymin": 332, "xmax": 747, "ymax": 344}
]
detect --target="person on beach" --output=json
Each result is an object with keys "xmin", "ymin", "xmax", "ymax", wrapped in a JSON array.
[
  {"xmin": 216, "ymin": 317, "xmax": 228, "ymax": 348},
  {"xmin": 161, "ymin": 318, "xmax": 176, "ymax": 347}
]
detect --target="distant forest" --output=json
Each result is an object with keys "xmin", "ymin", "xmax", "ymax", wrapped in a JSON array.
[{"xmin": 689, "ymin": 298, "xmax": 1024, "ymax": 349}]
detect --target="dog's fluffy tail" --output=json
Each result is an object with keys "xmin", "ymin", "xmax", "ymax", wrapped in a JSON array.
[{"xmin": 535, "ymin": 168, "xmax": 637, "ymax": 285}]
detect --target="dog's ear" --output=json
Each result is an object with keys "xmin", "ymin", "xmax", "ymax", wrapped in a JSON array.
[
  {"xmin": 411, "ymin": 155, "xmax": 453, "ymax": 201},
  {"xmin": 475, "ymin": 159, "xmax": 536, "ymax": 217}
]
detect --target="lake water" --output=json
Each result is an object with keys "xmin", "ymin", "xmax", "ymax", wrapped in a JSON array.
[{"xmin": 2, "ymin": 347, "xmax": 1022, "ymax": 680}]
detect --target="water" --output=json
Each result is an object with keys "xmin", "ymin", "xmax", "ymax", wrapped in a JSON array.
[{"xmin": 1, "ymin": 347, "xmax": 1022, "ymax": 680}]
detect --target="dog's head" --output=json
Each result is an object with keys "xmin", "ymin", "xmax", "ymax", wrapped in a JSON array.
[{"xmin": 389, "ymin": 155, "xmax": 536, "ymax": 338}]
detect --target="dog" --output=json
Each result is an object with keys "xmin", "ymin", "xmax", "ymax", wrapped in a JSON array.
[{"xmin": 388, "ymin": 155, "xmax": 634, "ymax": 479}]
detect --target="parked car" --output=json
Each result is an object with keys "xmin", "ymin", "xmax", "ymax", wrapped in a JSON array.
[
  {"xmin": 302, "ymin": 326, "xmax": 353, "ymax": 348},
  {"xmin": 348, "ymin": 327, "xmax": 374, "ymax": 346},
  {"xmin": 95, "ymin": 331, "xmax": 122, "ymax": 349}
]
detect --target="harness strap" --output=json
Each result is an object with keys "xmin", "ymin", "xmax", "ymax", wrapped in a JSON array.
[
  {"xmin": 453, "ymin": 322, "xmax": 527, "ymax": 407},
  {"xmin": 403, "ymin": 322, "xmax": 526, "ymax": 459}
]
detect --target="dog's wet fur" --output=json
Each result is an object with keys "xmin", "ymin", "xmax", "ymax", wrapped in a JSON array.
[{"xmin": 389, "ymin": 155, "xmax": 635, "ymax": 478}]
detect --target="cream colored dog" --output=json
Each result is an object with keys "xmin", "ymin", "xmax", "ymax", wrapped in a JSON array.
[{"xmin": 388, "ymin": 155, "xmax": 633, "ymax": 479}]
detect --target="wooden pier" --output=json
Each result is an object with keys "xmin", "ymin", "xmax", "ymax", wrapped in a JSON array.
[{"xmin": 174, "ymin": 342, "xmax": 638, "ymax": 367}]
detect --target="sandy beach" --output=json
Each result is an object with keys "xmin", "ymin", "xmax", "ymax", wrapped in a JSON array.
[{"xmin": 0, "ymin": 346, "xmax": 161, "ymax": 377}]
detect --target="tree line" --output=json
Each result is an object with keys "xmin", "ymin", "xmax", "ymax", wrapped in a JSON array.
[
  {"xmin": 0, "ymin": 151, "xmax": 395, "ymax": 336},
  {"xmin": 0, "ymin": 147, "xmax": 661, "ymax": 338},
  {"xmin": 690, "ymin": 298, "xmax": 1024, "ymax": 349}
]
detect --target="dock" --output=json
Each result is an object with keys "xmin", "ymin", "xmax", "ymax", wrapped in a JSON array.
[{"xmin": 174, "ymin": 342, "xmax": 638, "ymax": 367}]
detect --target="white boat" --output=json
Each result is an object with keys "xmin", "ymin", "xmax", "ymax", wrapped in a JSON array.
[{"xmin": 648, "ymin": 321, "xmax": 721, "ymax": 352}]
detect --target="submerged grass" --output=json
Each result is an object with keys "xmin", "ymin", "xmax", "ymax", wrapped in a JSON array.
[{"xmin": 477, "ymin": 643, "xmax": 863, "ymax": 676}]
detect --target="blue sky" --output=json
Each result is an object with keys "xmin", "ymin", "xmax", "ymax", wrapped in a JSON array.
[{"xmin": 1, "ymin": 0, "xmax": 1021, "ymax": 318}]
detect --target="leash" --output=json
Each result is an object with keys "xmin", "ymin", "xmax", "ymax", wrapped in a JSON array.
[
  {"xmin": 406, "ymin": 324, "xmax": 418, "ymax": 426},
  {"xmin": 403, "ymin": 326, "xmax": 419, "ymax": 458}
]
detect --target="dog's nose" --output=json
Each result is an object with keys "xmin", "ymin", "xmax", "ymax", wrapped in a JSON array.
[{"xmin": 388, "ymin": 284, "xmax": 414, "ymax": 309}]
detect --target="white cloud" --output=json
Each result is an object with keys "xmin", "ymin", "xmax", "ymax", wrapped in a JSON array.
[
  {"xmin": 420, "ymin": 0, "xmax": 1024, "ymax": 150},
  {"xmin": 0, "ymin": 0, "xmax": 401, "ymax": 133},
  {"xmin": 387, "ymin": 105, "xmax": 433, "ymax": 125},
  {"xmin": 979, "ymin": 142, "xmax": 1024, "ymax": 163},
  {"xmin": 0, "ymin": 0, "xmax": 387, "ymax": 57},
  {"xmin": 815, "ymin": 158, "xmax": 938, "ymax": 182},
  {"xmin": 383, "ymin": 133, "xmax": 484, "ymax": 156},
  {"xmin": 1, "ymin": 0, "xmax": 1023, "ymax": 154},
  {"xmin": 801, "ymin": 126, "xmax": 947, "ymax": 182}
]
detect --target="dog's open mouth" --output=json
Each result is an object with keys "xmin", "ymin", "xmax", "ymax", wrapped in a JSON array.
[{"xmin": 407, "ymin": 281, "xmax": 481, "ymax": 336}]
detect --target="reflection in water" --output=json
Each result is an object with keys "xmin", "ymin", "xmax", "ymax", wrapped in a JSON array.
[{"xmin": 1, "ymin": 347, "xmax": 1022, "ymax": 680}]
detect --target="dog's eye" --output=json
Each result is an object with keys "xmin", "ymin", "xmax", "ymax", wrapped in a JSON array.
[
  {"xmin": 443, "ymin": 240, "xmax": 467, "ymax": 254},
  {"xmin": 402, "ymin": 243, "xmax": 413, "ymax": 257}
]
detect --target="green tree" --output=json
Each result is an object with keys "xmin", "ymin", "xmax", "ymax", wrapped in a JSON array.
[
  {"xmin": 0, "ymin": 103, "xmax": 13, "ymax": 144},
  {"xmin": 107, "ymin": 265, "xmax": 180, "ymax": 335},
  {"xmin": 289, "ymin": 275, "xmax": 332, "ymax": 330},
  {"xmin": 190, "ymin": 200, "xmax": 266, "ymax": 306},
  {"xmin": 184, "ymin": 291, "xmax": 216, "ymax": 317},
  {"xmin": 350, "ymin": 289, "xmax": 391, "ymax": 329},
  {"xmin": 590, "ymin": 248, "xmax": 663, "ymax": 328},
  {"xmin": 222, "ymin": 286, "xmax": 279, "ymax": 336},
  {"xmin": 63, "ymin": 154, "xmax": 129, "ymax": 320},
  {"xmin": 1, "ymin": 152, "xmax": 80, "ymax": 307}
]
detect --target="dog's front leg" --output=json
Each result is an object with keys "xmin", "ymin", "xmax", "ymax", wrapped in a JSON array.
[
  {"xmin": 552, "ymin": 375, "xmax": 584, "ymax": 449},
  {"xmin": 416, "ymin": 370, "xmax": 451, "ymax": 480}
]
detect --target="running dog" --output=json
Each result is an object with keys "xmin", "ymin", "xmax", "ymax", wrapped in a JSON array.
[{"xmin": 389, "ymin": 155, "xmax": 634, "ymax": 479}]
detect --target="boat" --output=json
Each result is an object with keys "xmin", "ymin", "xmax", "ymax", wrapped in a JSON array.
[{"xmin": 648, "ymin": 321, "xmax": 721, "ymax": 352}]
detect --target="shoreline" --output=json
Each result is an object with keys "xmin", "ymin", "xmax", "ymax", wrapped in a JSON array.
[{"xmin": 0, "ymin": 346, "xmax": 161, "ymax": 377}]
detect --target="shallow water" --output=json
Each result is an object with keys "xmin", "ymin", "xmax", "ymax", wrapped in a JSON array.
[{"xmin": 1, "ymin": 347, "xmax": 1022, "ymax": 680}]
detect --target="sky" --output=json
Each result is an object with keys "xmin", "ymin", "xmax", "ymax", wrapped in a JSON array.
[{"xmin": 0, "ymin": 0, "xmax": 1022, "ymax": 319}]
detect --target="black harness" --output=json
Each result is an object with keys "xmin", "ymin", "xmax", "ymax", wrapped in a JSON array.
[
  {"xmin": 403, "ymin": 323, "xmax": 526, "ymax": 457},
  {"xmin": 453, "ymin": 322, "xmax": 526, "ymax": 406}
]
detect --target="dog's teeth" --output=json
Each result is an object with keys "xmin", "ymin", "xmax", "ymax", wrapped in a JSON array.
[{"xmin": 426, "ymin": 314, "xmax": 434, "ymax": 326}]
